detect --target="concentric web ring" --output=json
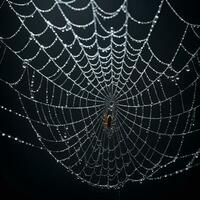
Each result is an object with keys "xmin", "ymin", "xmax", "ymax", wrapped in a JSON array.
[{"xmin": 0, "ymin": 0, "xmax": 200, "ymax": 189}]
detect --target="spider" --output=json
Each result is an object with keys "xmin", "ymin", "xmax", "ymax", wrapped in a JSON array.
[
  {"xmin": 103, "ymin": 108, "xmax": 116, "ymax": 130},
  {"xmin": 103, "ymin": 113, "xmax": 112, "ymax": 129}
]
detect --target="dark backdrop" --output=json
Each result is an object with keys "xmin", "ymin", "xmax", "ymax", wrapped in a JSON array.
[{"xmin": 0, "ymin": 0, "xmax": 200, "ymax": 199}]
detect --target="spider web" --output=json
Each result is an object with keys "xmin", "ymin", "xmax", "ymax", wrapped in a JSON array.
[{"xmin": 0, "ymin": 0, "xmax": 200, "ymax": 189}]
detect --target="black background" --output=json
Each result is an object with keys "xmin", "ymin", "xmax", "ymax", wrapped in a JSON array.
[{"xmin": 0, "ymin": 0, "xmax": 200, "ymax": 199}]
